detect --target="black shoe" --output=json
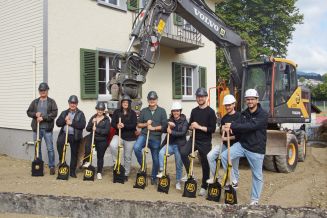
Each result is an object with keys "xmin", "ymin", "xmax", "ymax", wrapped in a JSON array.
[
  {"xmin": 50, "ymin": 167, "xmax": 55, "ymax": 175},
  {"xmin": 124, "ymin": 176, "xmax": 128, "ymax": 182},
  {"xmin": 70, "ymin": 172, "xmax": 77, "ymax": 178},
  {"xmin": 151, "ymin": 179, "xmax": 157, "ymax": 185}
]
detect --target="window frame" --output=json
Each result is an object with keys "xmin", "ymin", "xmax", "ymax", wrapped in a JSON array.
[{"xmin": 97, "ymin": 0, "xmax": 127, "ymax": 12}]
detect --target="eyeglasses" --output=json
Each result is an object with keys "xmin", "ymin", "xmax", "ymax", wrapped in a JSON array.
[
  {"xmin": 246, "ymin": 98, "xmax": 257, "ymax": 101},
  {"xmin": 69, "ymin": 102, "xmax": 77, "ymax": 105},
  {"xmin": 171, "ymin": 110, "xmax": 180, "ymax": 112}
]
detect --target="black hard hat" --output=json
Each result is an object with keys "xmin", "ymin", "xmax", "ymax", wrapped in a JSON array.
[
  {"xmin": 38, "ymin": 82, "xmax": 49, "ymax": 91},
  {"xmin": 95, "ymin": 102, "xmax": 106, "ymax": 111},
  {"xmin": 121, "ymin": 95, "xmax": 132, "ymax": 102},
  {"xmin": 68, "ymin": 95, "xmax": 78, "ymax": 104},
  {"xmin": 195, "ymin": 87, "xmax": 208, "ymax": 97},
  {"xmin": 147, "ymin": 91, "xmax": 158, "ymax": 100}
]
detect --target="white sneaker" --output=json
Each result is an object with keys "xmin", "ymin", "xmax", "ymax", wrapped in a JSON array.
[
  {"xmin": 176, "ymin": 182, "xmax": 181, "ymax": 190},
  {"xmin": 198, "ymin": 188, "xmax": 207, "ymax": 196},
  {"xmin": 156, "ymin": 172, "xmax": 163, "ymax": 178},
  {"xmin": 206, "ymin": 178, "xmax": 214, "ymax": 184},
  {"xmin": 181, "ymin": 175, "xmax": 188, "ymax": 182},
  {"xmin": 97, "ymin": 173, "xmax": 102, "ymax": 180},
  {"xmin": 82, "ymin": 162, "xmax": 90, "ymax": 168},
  {"xmin": 250, "ymin": 200, "xmax": 258, "ymax": 205}
]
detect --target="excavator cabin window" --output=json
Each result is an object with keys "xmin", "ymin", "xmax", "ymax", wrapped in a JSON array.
[
  {"xmin": 243, "ymin": 64, "xmax": 272, "ymax": 113},
  {"xmin": 274, "ymin": 63, "xmax": 297, "ymax": 106}
]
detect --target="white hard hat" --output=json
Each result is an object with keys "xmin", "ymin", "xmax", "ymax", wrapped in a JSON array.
[
  {"xmin": 244, "ymin": 89, "xmax": 259, "ymax": 98},
  {"xmin": 171, "ymin": 101, "xmax": 182, "ymax": 110},
  {"xmin": 223, "ymin": 94, "xmax": 236, "ymax": 105}
]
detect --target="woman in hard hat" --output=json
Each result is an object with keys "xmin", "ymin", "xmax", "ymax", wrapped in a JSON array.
[
  {"xmin": 109, "ymin": 95, "xmax": 137, "ymax": 181},
  {"xmin": 156, "ymin": 101, "xmax": 188, "ymax": 190},
  {"xmin": 207, "ymin": 94, "xmax": 241, "ymax": 187},
  {"xmin": 83, "ymin": 102, "xmax": 110, "ymax": 180}
]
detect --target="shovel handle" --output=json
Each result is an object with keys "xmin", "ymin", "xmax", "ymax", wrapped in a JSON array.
[
  {"xmin": 189, "ymin": 129, "xmax": 196, "ymax": 177},
  {"xmin": 89, "ymin": 121, "xmax": 96, "ymax": 164}
]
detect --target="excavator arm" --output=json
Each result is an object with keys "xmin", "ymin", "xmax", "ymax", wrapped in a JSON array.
[{"xmin": 108, "ymin": 0, "xmax": 246, "ymax": 111}]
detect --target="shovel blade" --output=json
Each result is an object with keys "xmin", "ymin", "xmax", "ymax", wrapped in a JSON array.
[
  {"xmin": 57, "ymin": 162, "xmax": 69, "ymax": 180},
  {"xmin": 207, "ymin": 181, "xmax": 222, "ymax": 202},
  {"xmin": 113, "ymin": 164, "xmax": 126, "ymax": 184},
  {"xmin": 133, "ymin": 170, "xmax": 147, "ymax": 189},
  {"xmin": 31, "ymin": 158, "xmax": 44, "ymax": 177},
  {"xmin": 224, "ymin": 184, "xmax": 237, "ymax": 205},
  {"xmin": 83, "ymin": 165, "xmax": 95, "ymax": 181},
  {"xmin": 183, "ymin": 177, "xmax": 197, "ymax": 198},
  {"xmin": 157, "ymin": 175, "xmax": 170, "ymax": 194}
]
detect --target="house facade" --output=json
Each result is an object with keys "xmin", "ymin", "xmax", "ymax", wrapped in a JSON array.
[{"xmin": 0, "ymin": 0, "xmax": 217, "ymax": 162}]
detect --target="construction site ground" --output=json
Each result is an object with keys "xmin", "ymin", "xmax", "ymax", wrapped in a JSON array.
[{"xmin": 0, "ymin": 142, "xmax": 326, "ymax": 213}]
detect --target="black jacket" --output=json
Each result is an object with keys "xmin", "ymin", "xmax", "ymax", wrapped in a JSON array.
[
  {"xmin": 26, "ymin": 97, "xmax": 58, "ymax": 132},
  {"xmin": 86, "ymin": 114, "xmax": 110, "ymax": 141},
  {"xmin": 56, "ymin": 108, "xmax": 86, "ymax": 141},
  {"xmin": 162, "ymin": 114, "xmax": 188, "ymax": 147},
  {"xmin": 111, "ymin": 108, "xmax": 137, "ymax": 141},
  {"xmin": 231, "ymin": 104, "xmax": 268, "ymax": 154}
]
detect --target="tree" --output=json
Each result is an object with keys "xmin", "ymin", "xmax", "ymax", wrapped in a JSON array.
[
  {"xmin": 312, "ymin": 73, "xmax": 327, "ymax": 100},
  {"xmin": 299, "ymin": 77, "xmax": 306, "ymax": 83},
  {"xmin": 215, "ymin": 0, "xmax": 303, "ymax": 81}
]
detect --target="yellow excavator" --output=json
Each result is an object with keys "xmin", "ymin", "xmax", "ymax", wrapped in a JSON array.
[{"xmin": 106, "ymin": 0, "xmax": 310, "ymax": 172}]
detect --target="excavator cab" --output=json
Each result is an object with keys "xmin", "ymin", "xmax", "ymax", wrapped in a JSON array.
[{"xmin": 242, "ymin": 58, "xmax": 311, "ymax": 124}]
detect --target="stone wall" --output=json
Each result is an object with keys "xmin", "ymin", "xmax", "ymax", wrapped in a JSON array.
[{"xmin": 0, "ymin": 192, "xmax": 326, "ymax": 218}]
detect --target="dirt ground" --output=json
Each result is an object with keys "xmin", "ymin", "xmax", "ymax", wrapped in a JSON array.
[{"xmin": 0, "ymin": 143, "xmax": 326, "ymax": 210}]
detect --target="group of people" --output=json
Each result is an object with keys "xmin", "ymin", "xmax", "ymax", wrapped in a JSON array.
[{"xmin": 27, "ymin": 82, "xmax": 268, "ymax": 205}]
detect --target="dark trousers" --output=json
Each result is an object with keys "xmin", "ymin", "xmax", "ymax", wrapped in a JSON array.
[
  {"xmin": 84, "ymin": 134, "xmax": 108, "ymax": 173},
  {"xmin": 180, "ymin": 139, "xmax": 211, "ymax": 189},
  {"xmin": 57, "ymin": 133, "xmax": 80, "ymax": 173}
]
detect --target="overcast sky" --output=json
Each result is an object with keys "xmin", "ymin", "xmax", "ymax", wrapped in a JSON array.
[{"xmin": 287, "ymin": 0, "xmax": 327, "ymax": 75}]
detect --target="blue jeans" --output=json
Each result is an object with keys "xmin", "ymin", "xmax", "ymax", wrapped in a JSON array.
[
  {"xmin": 221, "ymin": 142, "xmax": 264, "ymax": 202},
  {"xmin": 159, "ymin": 144, "xmax": 183, "ymax": 182},
  {"xmin": 33, "ymin": 129, "xmax": 55, "ymax": 168},
  {"xmin": 133, "ymin": 134, "xmax": 160, "ymax": 180},
  {"xmin": 207, "ymin": 144, "xmax": 239, "ymax": 183}
]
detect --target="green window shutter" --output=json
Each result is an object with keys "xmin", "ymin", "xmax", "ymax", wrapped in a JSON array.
[
  {"xmin": 173, "ymin": 13, "xmax": 184, "ymax": 26},
  {"xmin": 80, "ymin": 48, "xmax": 98, "ymax": 99},
  {"xmin": 198, "ymin": 66, "xmax": 207, "ymax": 89},
  {"xmin": 172, "ymin": 62, "xmax": 182, "ymax": 99},
  {"xmin": 127, "ymin": 0, "xmax": 139, "ymax": 11}
]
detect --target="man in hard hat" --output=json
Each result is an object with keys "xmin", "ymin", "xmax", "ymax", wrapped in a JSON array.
[
  {"xmin": 27, "ymin": 82, "xmax": 58, "ymax": 175},
  {"xmin": 207, "ymin": 94, "xmax": 240, "ymax": 187},
  {"xmin": 222, "ymin": 88, "xmax": 268, "ymax": 205},
  {"xmin": 56, "ymin": 95, "xmax": 86, "ymax": 178},
  {"xmin": 134, "ymin": 91, "xmax": 168, "ymax": 185},
  {"xmin": 180, "ymin": 87, "xmax": 217, "ymax": 197},
  {"xmin": 157, "ymin": 101, "xmax": 188, "ymax": 190}
]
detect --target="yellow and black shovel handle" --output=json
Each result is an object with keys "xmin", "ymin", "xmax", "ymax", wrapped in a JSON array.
[
  {"xmin": 141, "ymin": 129, "xmax": 150, "ymax": 172},
  {"xmin": 188, "ymin": 129, "xmax": 196, "ymax": 178},
  {"xmin": 34, "ymin": 122, "xmax": 41, "ymax": 160},
  {"xmin": 114, "ymin": 118, "xmax": 123, "ymax": 174}
]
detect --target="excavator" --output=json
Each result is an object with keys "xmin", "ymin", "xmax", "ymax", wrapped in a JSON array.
[{"xmin": 106, "ymin": 0, "xmax": 310, "ymax": 173}]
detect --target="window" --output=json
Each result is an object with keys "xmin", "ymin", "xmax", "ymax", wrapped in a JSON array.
[
  {"xmin": 98, "ymin": 54, "xmax": 120, "ymax": 96},
  {"xmin": 80, "ymin": 48, "xmax": 120, "ymax": 99},
  {"xmin": 181, "ymin": 66, "xmax": 193, "ymax": 96},
  {"xmin": 172, "ymin": 62, "xmax": 207, "ymax": 100},
  {"xmin": 274, "ymin": 63, "xmax": 296, "ymax": 106},
  {"xmin": 97, "ymin": 0, "xmax": 127, "ymax": 11}
]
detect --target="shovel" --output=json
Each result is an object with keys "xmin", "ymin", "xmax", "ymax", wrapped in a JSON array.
[
  {"xmin": 32, "ymin": 122, "xmax": 44, "ymax": 177},
  {"xmin": 223, "ymin": 130, "xmax": 237, "ymax": 205},
  {"xmin": 157, "ymin": 131, "xmax": 171, "ymax": 194},
  {"xmin": 183, "ymin": 129, "xmax": 197, "ymax": 198},
  {"xmin": 207, "ymin": 131, "xmax": 225, "ymax": 202},
  {"xmin": 57, "ymin": 124, "xmax": 70, "ymax": 180},
  {"xmin": 113, "ymin": 117, "xmax": 126, "ymax": 184},
  {"xmin": 133, "ymin": 129, "xmax": 150, "ymax": 189},
  {"xmin": 83, "ymin": 122, "xmax": 96, "ymax": 181}
]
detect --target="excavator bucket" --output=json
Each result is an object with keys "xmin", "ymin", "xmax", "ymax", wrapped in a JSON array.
[{"xmin": 265, "ymin": 130, "xmax": 287, "ymax": 156}]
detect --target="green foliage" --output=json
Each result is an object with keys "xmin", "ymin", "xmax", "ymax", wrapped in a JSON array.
[
  {"xmin": 312, "ymin": 74, "xmax": 327, "ymax": 100},
  {"xmin": 299, "ymin": 77, "xmax": 306, "ymax": 83},
  {"xmin": 215, "ymin": 0, "xmax": 303, "ymax": 82}
]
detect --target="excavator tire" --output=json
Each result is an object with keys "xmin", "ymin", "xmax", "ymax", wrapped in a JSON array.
[
  {"xmin": 263, "ymin": 155, "xmax": 277, "ymax": 172},
  {"xmin": 297, "ymin": 130, "xmax": 307, "ymax": 162},
  {"xmin": 275, "ymin": 134, "xmax": 298, "ymax": 173}
]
